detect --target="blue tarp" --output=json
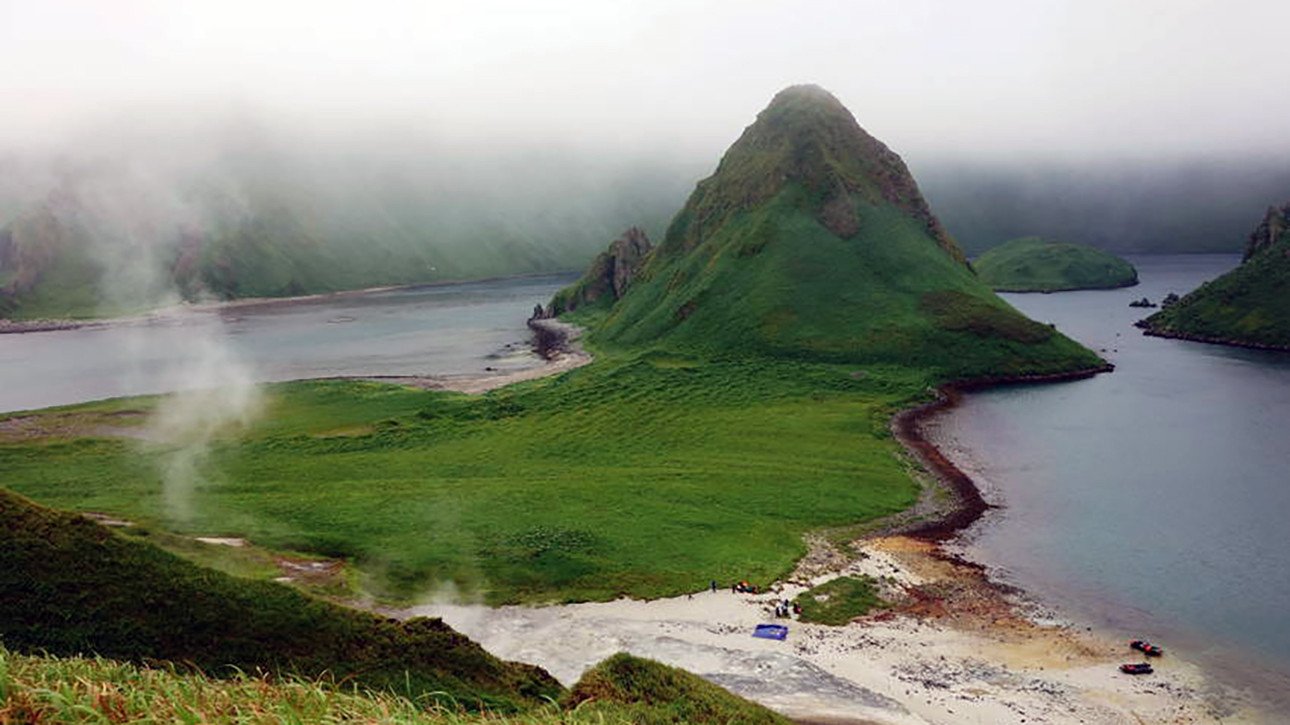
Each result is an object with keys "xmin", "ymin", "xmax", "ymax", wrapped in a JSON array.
[{"xmin": 752, "ymin": 623, "xmax": 788, "ymax": 640}]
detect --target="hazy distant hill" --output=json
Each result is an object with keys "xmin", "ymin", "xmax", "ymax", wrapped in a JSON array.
[
  {"xmin": 918, "ymin": 160, "xmax": 1290, "ymax": 255},
  {"xmin": 562, "ymin": 85, "xmax": 1101, "ymax": 379},
  {"xmin": 1139, "ymin": 202, "xmax": 1290, "ymax": 349},
  {"xmin": 974, "ymin": 237, "xmax": 1138, "ymax": 292},
  {"xmin": 0, "ymin": 148, "xmax": 689, "ymax": 319}
]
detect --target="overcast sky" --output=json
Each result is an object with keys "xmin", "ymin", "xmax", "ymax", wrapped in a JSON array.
[{"xmin": 3, "ymin": 0, "xmax": 1288, "ymax": 164}]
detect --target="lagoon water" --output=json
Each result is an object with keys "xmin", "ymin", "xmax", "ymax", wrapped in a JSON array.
[
  {"xmin": 929, "ymin": 254, "xmax": 1290, "ymax": 702},
  {"xmin": 0, "ymin": 274, "xmax": 572, "ymax": 414}
]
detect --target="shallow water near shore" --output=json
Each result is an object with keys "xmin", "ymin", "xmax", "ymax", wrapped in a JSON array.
[
  {"xmin": 0, "ymin": 274, "xmax": 573, "ymax": 413},
  {"xmin": 928, "ymin": 254, "xmax": 1290, "ymax": 707}
]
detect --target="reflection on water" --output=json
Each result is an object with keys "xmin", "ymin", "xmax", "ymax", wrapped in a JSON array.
[
  {"xmin": 931, "ymin": 254, "xmax": 1290, "ymax": 705},
  {"xmin": 0, "ymin": 274, "xmax": 573, "ymax": 413}
]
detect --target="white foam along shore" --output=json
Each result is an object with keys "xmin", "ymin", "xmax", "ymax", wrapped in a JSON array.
[{"xmin": 385, "ymin": 535, "xmax": 1265, "ymax": 724}]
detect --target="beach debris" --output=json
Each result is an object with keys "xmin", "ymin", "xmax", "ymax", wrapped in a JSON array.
[{"xmin": 1130, "ymin": 639, "xmax": 1164, "ymax": 656}]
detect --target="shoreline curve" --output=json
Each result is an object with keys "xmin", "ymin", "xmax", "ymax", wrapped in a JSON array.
[{"xmin": 889, "ymin": 363, "xmax": 1114, "ymax": 541}]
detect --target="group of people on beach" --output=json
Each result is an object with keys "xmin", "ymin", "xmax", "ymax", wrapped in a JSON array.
[
  {"xmin": 774, "ymin": 599, "xmax": 802, "ymax": 618},
  {"xmin": 713, "ymin": 579, "xmax": 802, "ymax": 618}
]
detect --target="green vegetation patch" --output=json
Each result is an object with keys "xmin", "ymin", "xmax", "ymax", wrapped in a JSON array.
[
  {"xmin": 792, "ymin": 575, "xmax": 885, "ymax": 625},
  {"xmin": 974, "ymin": 237, "xmax": 1138, "ymax": 293},
  {"xmin": 566, "ymin": 653, "xmax": 791, "ymax": 724}
]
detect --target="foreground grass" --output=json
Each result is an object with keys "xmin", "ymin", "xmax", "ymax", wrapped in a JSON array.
[
  {"xmin": 0, "ymin": 647, "xmax": 786, "ymax": 725},
  {"xmin": 0, "ymin": 354, "xmax": 934, "ymax": 605}
]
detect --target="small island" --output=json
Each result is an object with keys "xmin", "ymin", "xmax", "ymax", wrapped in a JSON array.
[
  {"xmin": 1138, "ymin": 202, "xmax": 1290, "ymax": 350},
  {"xmin": 973, "ymin": 236, "xmax": 1138, "ymax": 292}
]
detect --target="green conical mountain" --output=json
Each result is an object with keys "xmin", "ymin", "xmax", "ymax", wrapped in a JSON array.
[
  {"xmin": 1140, "ymin": 202, "xmax": 1290, "ymax": 350},
  {"xmin": 577, "ymin": 85, "xmax": 1100, "ymax": 377}
]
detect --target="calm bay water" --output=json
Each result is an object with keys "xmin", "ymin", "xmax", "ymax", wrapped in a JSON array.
[
  {"xmin": 930, "ymin": 254, "xmax": 1290, "ymax": 701},
  {"xmin": 0, "ymin": 274, "xmax": 572, "ymax": 413}
]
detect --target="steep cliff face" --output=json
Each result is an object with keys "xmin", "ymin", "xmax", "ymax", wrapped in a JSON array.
[
  {"xmin": 1141, "ymin": 200, "xmax": 1290, "ymax": 350},
  {"xmin": 1244, "ymin": 202, "xmax": 1289, "ymax": 261},
  {"xmin": 546, "ymin": 227, "xmax": 653, "ymax": 316},
  {"xmin": 561, "ymin": 85, "xmax": 1098, "ymax": 378}
]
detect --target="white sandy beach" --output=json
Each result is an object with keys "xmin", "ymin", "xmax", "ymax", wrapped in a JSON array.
[{"xmin": 391, "ymin": 535, "xmax": 1266, "ymax": 724}]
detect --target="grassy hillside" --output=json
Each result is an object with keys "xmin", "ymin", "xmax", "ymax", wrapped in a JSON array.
[
  {"xmin": 0, "ymin": 647, "xmax": 786, "ymax": 724},
  {"xmin": 1140, "ymin": 204, "xmax": 1290, "ymax": 349},
  {"xmin": 0, "ymin": 157, "xmax": 685, "ymax": 320},
  {"xmin": 0, "ymin": 488, "xmax": 561, "ymax": 712},
  {"xmin": 973, "ymin": 236, "xmax": 1138, "ymax": 292}
]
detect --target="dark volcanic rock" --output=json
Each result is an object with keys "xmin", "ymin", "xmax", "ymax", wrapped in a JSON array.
[
  {"xmin": 547, "ymin": 227, "xmax": 653, "ymax": 315},
  {"xmin": 1245, "ymin": 202, "xmax": 1290, "ymax": 261}
]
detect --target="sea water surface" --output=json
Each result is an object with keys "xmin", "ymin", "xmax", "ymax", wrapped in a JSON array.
[
  {"xmin": 0, "ymin": 274, "xmax": 572, "ymax": 414},
  {"xmin": 929, "ymin": 254, "xmax": 1290, "ymax": 703}
]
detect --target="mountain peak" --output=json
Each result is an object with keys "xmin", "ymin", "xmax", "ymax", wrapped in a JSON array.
[{"xmin": 663, "ymin": 85, "xmax": 963, "ymax": 263}]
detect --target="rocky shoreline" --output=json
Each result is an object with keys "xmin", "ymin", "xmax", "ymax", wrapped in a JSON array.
[
  {"xmin": 0, "ymin": 318, "xmax": 103, "ymax": 334},
  {"xmin": 889, "ymin": 363, "xmax": 1114, "ymax": 540},
  {"xmin": 1136, "ymin": 323, "xmax": 1290, "ymax": 352}
]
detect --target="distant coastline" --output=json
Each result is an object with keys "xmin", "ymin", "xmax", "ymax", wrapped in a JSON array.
[{"xmin": 0, "ymin": 271, "xmax": 579, "ymax": 335}]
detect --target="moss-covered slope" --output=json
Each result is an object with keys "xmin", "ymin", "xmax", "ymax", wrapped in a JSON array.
[
  {"xmin": 0, "ymin": 488, "xmax": 561, "ymax": 712},
  {"xmin": 583, "ymin": 85, "xmax": 1101, "ymax": 379},
  {"xmin": 1139, "ymin": 202, "xmax": 1290, "ymax": 349},
  {"xmin": 974, "ymin": 236, "xmax": 1138, "ymax": 292}
]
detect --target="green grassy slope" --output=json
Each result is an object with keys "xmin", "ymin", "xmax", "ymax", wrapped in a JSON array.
[
  {"xmin": 973, "ymin": 236, "xmax": 1138, "ymax": 292},
  {"xmin": 1140, "ymin": 218, "xmax": 1290, "ymax": 348},
  {"xmin": 597, "ymin": 191, "xmax": 1097, "ymax": 377},
  {"xmin": 0, "ymin": 647, "xmax": 787, "ymax": 724},
  {"xmin": 0, "ymin": 489, "xmax": 562, "ymax": 712}
]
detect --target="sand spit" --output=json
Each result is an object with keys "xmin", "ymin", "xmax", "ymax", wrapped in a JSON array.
[
  {"xmin": 351, "ymin": 319, "xmax": 590, "ymax": 395},
  {"xmin": 390, "ymin": 535, "xmax": 1262, "ymax": 724}
]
